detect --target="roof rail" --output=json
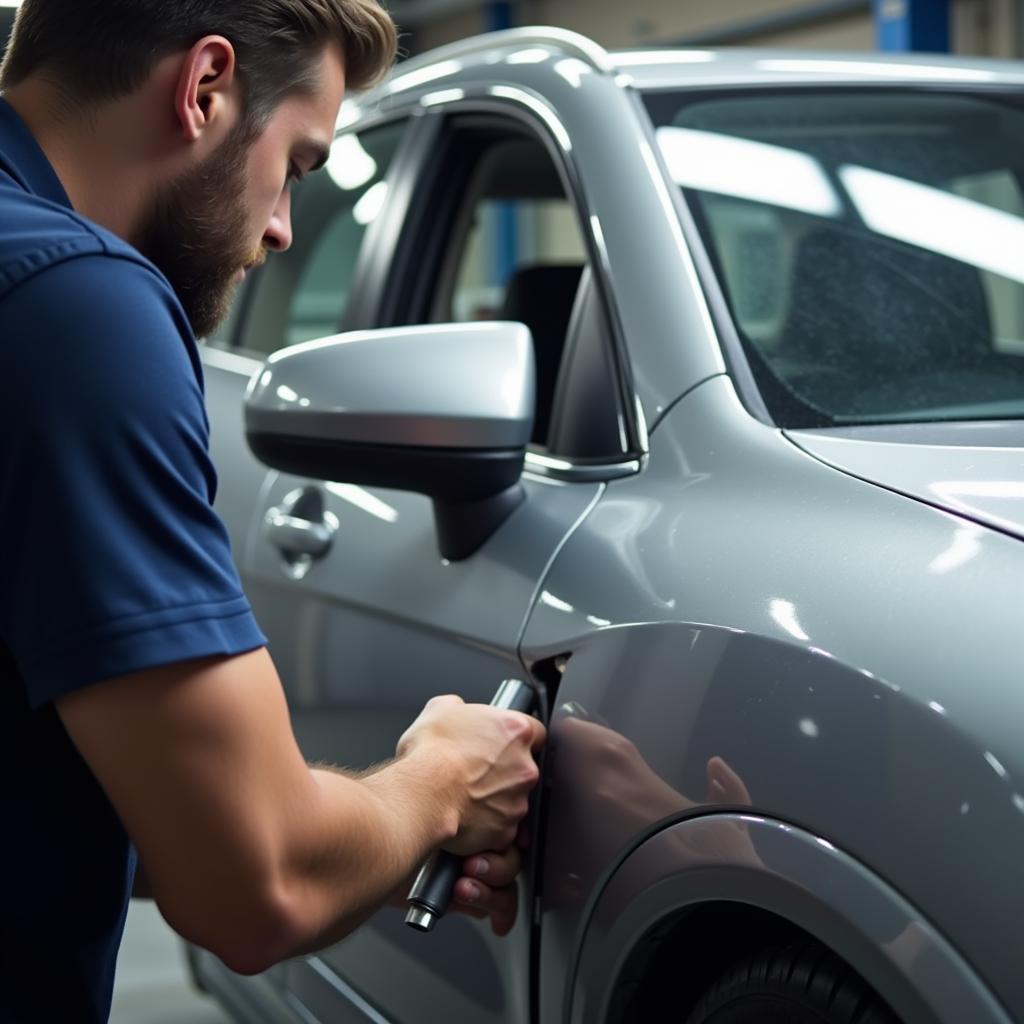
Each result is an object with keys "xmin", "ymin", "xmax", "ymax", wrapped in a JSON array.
[{"xmin": 385, "ymin": 26, "xmax": 615, "ymax": 90}]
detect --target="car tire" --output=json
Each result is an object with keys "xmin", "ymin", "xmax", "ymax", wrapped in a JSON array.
[{"xmin": 684, "ymin": 940, "xmax": 899, "ymax": 1023}]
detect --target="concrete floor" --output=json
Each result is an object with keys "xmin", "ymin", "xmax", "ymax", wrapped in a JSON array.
[{"xmin": 110, "ymin": 900, "xmax": 233, "ymax": 1024}]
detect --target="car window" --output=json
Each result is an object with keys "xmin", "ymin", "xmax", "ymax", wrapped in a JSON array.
[
  {"xmin": 233, "ymin": 120, "xmax": 405, "ymax": 355},
  {"xmin": 446, "ymin": 193, "xmax": 586, "ymax": 323},
  {"xmin": 645, "ymin": 91, "xmax": 1024, "ymax": 427},
  {"xmin": 408, "ymin": 132, "xmax": 620, "ymax": 454}
]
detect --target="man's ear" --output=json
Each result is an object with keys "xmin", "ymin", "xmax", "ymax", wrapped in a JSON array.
[{"xmin": 174, "ymin": 35, "xmax": 240, "ymax": 144}]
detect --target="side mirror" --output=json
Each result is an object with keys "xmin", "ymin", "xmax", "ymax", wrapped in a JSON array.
[{"xmin": 245, "ymin": 322, "xmax": 535, "ymax": 560}]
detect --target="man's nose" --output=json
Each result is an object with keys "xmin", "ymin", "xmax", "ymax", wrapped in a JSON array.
[{"xmin": 263, "ymin": 188, "xmax": 293, "ymax": 252}]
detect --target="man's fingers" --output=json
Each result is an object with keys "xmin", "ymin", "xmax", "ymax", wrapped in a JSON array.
[
  {"xmin": 453, "ymin": 876, "xmax": 518, "ymax": 935},
  {"xmin": 463, "ymin": 845, "xmax": 522, "ymax": 888},
  {"xmin": 523, "ymin": 714, "xmax": 547, "ymax": 753}
]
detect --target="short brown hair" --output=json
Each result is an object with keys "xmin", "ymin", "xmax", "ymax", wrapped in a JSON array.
[{"xmin": 1, "ymin": 0, "xmax": 396, "ymax": 131}]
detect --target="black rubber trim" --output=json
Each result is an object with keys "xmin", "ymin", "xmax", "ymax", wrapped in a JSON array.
[{"xmin": 247, "ymin": 432, "xmax": 526, "ymax": 503}]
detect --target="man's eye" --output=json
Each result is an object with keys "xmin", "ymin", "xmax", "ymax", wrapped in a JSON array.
[{"xmin": 286, "ymin": 162, "xmax": 304, "ymax": 186}]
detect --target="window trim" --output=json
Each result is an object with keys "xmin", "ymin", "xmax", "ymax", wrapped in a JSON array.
[{"xmin": 373, "ymin": 98, "xmax": 645, "ymax": 470}]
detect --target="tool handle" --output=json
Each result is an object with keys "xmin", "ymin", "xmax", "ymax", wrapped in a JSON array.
[{"xmin": 405, "ymin": 679, "xmax": 536, "ymax": 932}]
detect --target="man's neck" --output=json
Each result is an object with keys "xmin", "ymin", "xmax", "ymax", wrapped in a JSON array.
[{"xmin": 2, "ymin": 82, "xmax": 151, "ymax": 241}]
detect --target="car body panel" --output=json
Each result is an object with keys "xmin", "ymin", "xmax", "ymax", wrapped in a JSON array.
[
  {"xmin": 789, "ymin": 426, "xmax": 1024, "ymax": 542},
  {"xmin": 610, "ymin": 45, "xmax": 1024, "ymax": 90},
  {"xmin": 240, "ymin": 464, "xmax": 600, "ymax": 1023},
  {"xmin": 193, "ymin": 29, "xmax": 1024, "ymax": 1023},
  {"xmin": 573, "ymin": 816, "xmax": 1010, "ymax": 1024},
  {"xmin": 521, "ymin": 374, "xmax": 1024, "ymax": 1017}
]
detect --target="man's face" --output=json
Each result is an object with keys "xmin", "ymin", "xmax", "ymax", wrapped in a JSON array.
[{"xmin": 134, "ymin": 45, "xmax": 344, "ymax": 338}]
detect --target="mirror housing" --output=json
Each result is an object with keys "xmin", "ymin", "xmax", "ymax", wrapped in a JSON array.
[{"xmin": 245, "ymin": 322, "xmax": 535, "ymax": 560}]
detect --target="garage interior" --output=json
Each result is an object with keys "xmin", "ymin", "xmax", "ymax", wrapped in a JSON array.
[{"xmin": 0, "ymin": 0, "xmax": 1018, "ymax": 1021}]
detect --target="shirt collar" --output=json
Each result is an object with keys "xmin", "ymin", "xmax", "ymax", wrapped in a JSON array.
[{"xmin": 0, "ymin": 97, "xmax": 72, "ymax": 208}]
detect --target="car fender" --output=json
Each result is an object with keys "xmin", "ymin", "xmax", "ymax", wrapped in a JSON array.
[{"xmin": 568, "ymin": 813, "xmax": 1009, "ymax": 1024}]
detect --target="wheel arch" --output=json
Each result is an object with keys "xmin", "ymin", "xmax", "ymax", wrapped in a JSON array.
[{"xmin": 567, "ymin": 815, "xmax": 1009, "ymax": 1024}]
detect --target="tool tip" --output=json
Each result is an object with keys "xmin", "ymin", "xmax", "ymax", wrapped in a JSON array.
[{"xmin": 406, "ymin": 906, "xmax": 437, "ymax": 932}]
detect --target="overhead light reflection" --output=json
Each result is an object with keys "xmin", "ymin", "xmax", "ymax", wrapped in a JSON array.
[
  {"xmin": 336, "ymin": 103, "xmax": 363, "ymax": 130},
  {"xmin": 841, "ymin": 165, "xmax": 1024, "ymax": 285},
  {"xmin": 325, "ymin": 483, "xmax": 398, "ymax": 524},
  {"xmin": 656, "ymin": 127, "xmax": 841, "ymax": 216},
  {"xmin": 928, "ymin": 480, "xmax": 1024, "ymax": 536},
  {"xmin": 540, "ymin": 590, "xmax": 575, "ymax": 613},
  {"xmin": 770, "ymin": 598, "xmax": 810, "ymax": 642},
  {"xmin": 276, "ymin": 385, "xmax": 299, "ymax": 403},
  {"xmin": 420, "ymin": 87, "xmax": 465, "ymax": 108},
  {"xmin": 353, "ymin": 181, "xmax": 388, "ymax": 226},
  {"xmin": 985, "ymin": 751, "xmax": 1009, "ymax": 780},
  {"xmin": 326, "ymin": 134, "xmax": 377, "ymax": 191},
  {"xmin": 489, "ymin": 86, "xmax": 572, "ymax": 151},
  {"xmin": 553, "ymin": 58, "xmax": 591, "ymax": 88},
  {"xmin": 929, "ymin": 523, "xmax": 984, "ymax": 574},
  {"xmin": 506, "ymin": 47, "xmax": 552, "ymax": 64},
  {"xmin": 615, "ymin": 50, "xmax": 717, "ymax": 66},
  {"xmin": 525, "ymin": 452, "xmax": 573, "ymax": 472},
  {"xmin": 757, "ymin": 58, "xmax": 998, "ymax": 82},
  {"xmin": 498, "ymin": 371, "xmax": 523, "ymax": 416},
  {"xmin": 387, "ymin": 59, "xmax": 462, "ymax": 94}
]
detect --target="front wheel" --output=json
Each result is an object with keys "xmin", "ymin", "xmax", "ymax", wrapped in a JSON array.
[{"xmin": 685, "ymin": 940, "xmax": 899, "ymax": 1024}]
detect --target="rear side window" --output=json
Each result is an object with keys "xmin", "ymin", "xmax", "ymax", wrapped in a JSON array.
[
  {"xmin": 646, "ymin": 90, "xmax": 1024, "ymax": 427},
  {"xmin": 233, "ymin": 121, "xmax": 405, "ymax": 355}
]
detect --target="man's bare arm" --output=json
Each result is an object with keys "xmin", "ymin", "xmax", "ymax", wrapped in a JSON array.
[{"xmin": 57, "ymin": 647, "xmax": 543, "ymax": 974}]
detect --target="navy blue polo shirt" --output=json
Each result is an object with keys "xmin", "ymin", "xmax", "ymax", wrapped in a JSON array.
[{"xmin": 0, "ymin": 99, "xmax": 266, "ymax": 1022}]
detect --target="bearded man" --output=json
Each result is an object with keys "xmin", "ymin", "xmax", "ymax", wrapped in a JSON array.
[{"xmin": 0, "ymin": 3, "xmax": 545, "ymax": 1021}]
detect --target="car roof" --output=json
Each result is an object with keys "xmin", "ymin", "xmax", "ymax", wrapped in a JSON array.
[
  {"xmin": 609, "ymin": 45, "xmax": 1024, "ymax": 89},
  {"xmin": 348, "ymin": 24, "xmax": 1024, "ymax": 122},
  {"xmin": 341, "ymin": 27, "xmax": 1024, "ymax": 129}
]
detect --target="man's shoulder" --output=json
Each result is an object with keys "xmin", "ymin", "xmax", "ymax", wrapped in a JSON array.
[{"xmin": 0, "ymin": 177, "xmax": 173, "ymax": 308}]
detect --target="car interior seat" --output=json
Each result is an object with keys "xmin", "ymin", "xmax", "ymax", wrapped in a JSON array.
[
  {"xmin": 775, "ymin": 223, "xmax": 997, "ymax": 417},
  {"xmin": 499, "ymin": 262, "xmax": 585, "ymax": 444}
]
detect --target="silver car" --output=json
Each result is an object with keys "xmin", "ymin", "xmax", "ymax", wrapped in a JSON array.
[{"xmin": 190, "ymin": 27, "xmax": 1024, "ymax": 1024}]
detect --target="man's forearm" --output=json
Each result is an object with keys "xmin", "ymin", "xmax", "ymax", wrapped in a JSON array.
[{"xmin": 280, "ymin": 750, "xmax": 458, "ymax": 956}]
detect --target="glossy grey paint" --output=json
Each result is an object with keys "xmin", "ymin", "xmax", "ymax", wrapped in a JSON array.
[
  {"xmin": 245, "ymin": 322, "xmax": 536, "ymax": 449},
  {"xmin": 242, "ymin": 466, "xmax": 601, "ymax": 1023},
  {"xmin": 610, "ymin": 46, "xmax": 1024, "ymax": 91},
  {"xmin": 574, "ymin": 816, "xmax": 1008, "ymax": 1024},
  {"xmin": 194, "ymin": 31, "xmax": 1024, "ymax": 1023},
  {"xmin": 522, "ymin": 374, "xmax": 1024, "ymax": 1018},
  {"xmin": 202, "ymin": 348, "xmax": 268, "ymax": 546},
  {"xmin": 789, "ymin": 427, "xmax": 1024, "ymax": 542}
]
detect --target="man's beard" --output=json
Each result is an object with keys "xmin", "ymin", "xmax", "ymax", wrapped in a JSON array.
[{"xmin": 133, "ymin": 127, "xmax": 266, "ymax": 339}]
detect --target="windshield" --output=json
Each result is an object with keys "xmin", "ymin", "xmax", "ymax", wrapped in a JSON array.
[{"xmin": 645, "ymin": 90, "xmax": 1024, "ymax": 427}]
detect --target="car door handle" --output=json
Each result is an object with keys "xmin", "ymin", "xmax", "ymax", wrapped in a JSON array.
[{"xmin": 265, "ymin": 511, "xmax": 337, "ymax": 557}]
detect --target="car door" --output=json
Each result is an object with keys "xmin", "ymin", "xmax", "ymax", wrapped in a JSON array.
[
  {"xmin": 194, "ymin": 116, "xmax": 409, "ymax": 1015},
  {"xmin": 238, "ymin": 108, "xmax": 635, "ymax": 1023}
]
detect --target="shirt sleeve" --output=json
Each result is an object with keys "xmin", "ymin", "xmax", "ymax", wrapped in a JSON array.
[{"xmin": 0, "ymin": 253, "xmax": 266, "ymax": 706}]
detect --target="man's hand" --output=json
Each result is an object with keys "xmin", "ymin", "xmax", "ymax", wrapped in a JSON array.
[
  {"xmin": 394, "ymin": 694, "xmax": 546, "ymax": 855},
  {"xmin": 388, "ymin": 842, "xmax": 525, "ymax": 937},
  {"xmin": 451, "ymin": 845, "xmax": 523, "ymax": 937},
  {"xmin": 56, "ymin": 650, "xmax": 546, "ymax": 973}
]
